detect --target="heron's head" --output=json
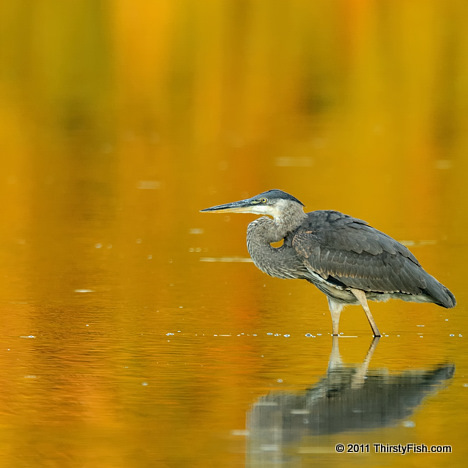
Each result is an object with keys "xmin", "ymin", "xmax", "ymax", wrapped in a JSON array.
[{"xmin": 200, "ymin": 189, "xmax": 304, "ymax": 220}]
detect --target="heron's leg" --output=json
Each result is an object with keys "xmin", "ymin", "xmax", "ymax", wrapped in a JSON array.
[
  {"xmin": 350, "ymin": 288, "xmax": 381, "ymax": 337},
  {"xmin": 327, "ymin": 297, "xmax": 344, "ymax": 336},
  {"xmin": 328, "ymin": 335, "xmax": 343, "ymax": 372},
  {"xmin": 351, "ymin": 337, "xmax": 380, "ymax": 389}
]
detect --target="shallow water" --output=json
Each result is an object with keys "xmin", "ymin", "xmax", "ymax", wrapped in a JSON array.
[{"xmin": 0, "ymin": 1, "xmax": 467, "ymax": 467}]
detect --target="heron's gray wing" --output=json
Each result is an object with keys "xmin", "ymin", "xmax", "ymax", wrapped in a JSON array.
[{"xmin": 292, "ymin": 211, "xmax": 426, "ymax": 294}]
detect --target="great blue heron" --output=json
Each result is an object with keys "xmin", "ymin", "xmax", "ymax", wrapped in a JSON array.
[{"xmin": 201, "ymin": 189, "xmax": 456, "ymax": 336}]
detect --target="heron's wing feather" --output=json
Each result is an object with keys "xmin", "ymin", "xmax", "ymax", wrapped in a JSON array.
[{"xmin": 292, "ymin": 211, "xmax": 426, "ymax": 294}]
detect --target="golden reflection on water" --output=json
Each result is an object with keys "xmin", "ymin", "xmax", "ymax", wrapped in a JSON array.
[{"xmin": 0, "ymin": 1, "xmax": 467, "ymax": 467}]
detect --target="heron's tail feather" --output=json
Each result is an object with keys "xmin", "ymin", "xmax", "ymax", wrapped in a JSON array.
[{"xmin": 423, "ymin": 274, "xmax": 456, "ymax": 308}]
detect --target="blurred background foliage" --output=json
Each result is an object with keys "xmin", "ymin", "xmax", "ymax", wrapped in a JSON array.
[{"xmin": 1, "ymin": 1, "xmax": 467, "ymax": 218}]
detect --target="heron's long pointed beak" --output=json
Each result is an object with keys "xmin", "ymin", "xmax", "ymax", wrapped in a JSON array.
[{"xmin": 200, "ymin": 197, "xmax": 256, "ymax": 214}]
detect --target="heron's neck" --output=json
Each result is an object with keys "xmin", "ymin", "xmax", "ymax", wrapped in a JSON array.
[{"xmin": 246, "ymin": 209, "xmax": 307, "ymax": 279}]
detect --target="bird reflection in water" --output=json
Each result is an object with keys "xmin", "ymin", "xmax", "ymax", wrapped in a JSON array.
[{"xmin": 246, "ymin": 338, "xmax": 454, "ymax": 465}]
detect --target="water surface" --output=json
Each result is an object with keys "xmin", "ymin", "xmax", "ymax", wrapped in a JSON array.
[{"xmin": 0, "ymin": 1, "xmax": 467, "ymax": 467}]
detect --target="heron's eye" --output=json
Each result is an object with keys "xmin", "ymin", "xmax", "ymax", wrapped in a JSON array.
[{"xmin": 260, "ymin": 198, "xmax": 267, "ymax": 203}]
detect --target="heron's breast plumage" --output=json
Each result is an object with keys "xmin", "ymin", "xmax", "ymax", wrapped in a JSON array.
[{"xmin": 247, "ymin": 217, "xmax": 308, "ymax": 280}]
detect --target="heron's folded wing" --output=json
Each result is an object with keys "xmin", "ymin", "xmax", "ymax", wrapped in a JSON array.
[{"xmin": 292, "ymin": 212, "xmax": 426, "ymax": 294}]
